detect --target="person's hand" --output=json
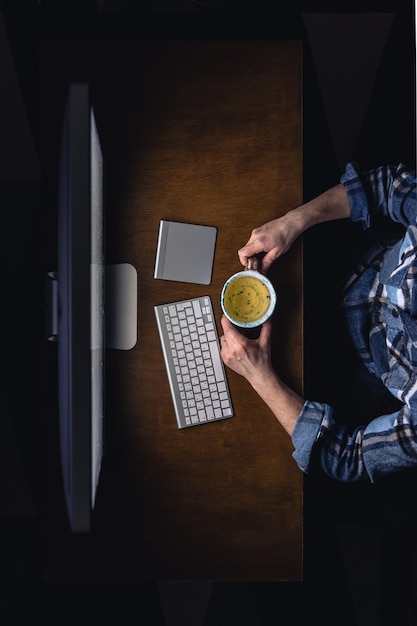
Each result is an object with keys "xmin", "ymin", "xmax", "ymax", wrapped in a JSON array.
[
  {"xmin": 238, "ymin": 211, "xmax": 304, "ymax": 273},
  {"xmin": 238, "ymin": 184, "xmax": 352, "ymax": 272},
  {"xmin": 220, "ymin": 315, "xmax": 304, "ymax": 436},
  {"xmin": 219, "ymin": 315, "xmax": 274, "ymax": 385}
]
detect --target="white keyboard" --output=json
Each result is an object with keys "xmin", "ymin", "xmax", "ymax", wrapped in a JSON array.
[{"xmin": 154, "ymin": 296, "xmax": 234, "ymax": 428}]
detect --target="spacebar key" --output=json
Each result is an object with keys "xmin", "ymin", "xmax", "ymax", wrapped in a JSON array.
[{"xmin": 209, "ymin": 341, "xmax": 225, "ymax": 382}]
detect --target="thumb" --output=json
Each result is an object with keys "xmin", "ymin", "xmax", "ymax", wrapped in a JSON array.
[
  {"xmin": 221, "ymin": 314, "xmax": 240, "ymax": 340},
  {"xmin": 238, "ymin": 240, "xmax": 266, "ymax": 267},
  {"xmin": 258, "ymin": 318, "xmax": 273, "ymax": 348}
]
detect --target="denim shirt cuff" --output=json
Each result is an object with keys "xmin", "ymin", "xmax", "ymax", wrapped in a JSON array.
[
  {"xmin": 340, "ymin": 161, "xmax": 371, "ymax": 229},
  {"xmin": 291, "ymin": 400, "xmax": 331, "ymax": 473}
]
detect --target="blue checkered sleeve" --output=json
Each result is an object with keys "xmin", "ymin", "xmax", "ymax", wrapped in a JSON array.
[
  {"xmin": 341, "ymin": 162, "xmax": 417, "ymax": 229},
  {"xmin": 292, "ymin": 401, "xmax": 368, "ymax": 482}
]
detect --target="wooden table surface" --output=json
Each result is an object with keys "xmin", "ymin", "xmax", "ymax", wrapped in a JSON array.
[{"xmin": 41, "ymin": 40, "xmax": 303, "ymax": 581}]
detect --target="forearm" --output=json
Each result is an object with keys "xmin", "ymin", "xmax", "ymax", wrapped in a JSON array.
[
  {"xmin": 220, "ymin": 316, "xmax": 304, "ymax": 436},
  {"xmin": 288, "ymin": 183, "xmax": 351, "ymax": 234},
  {"xmin": 249, "ymin": 370, "xmax": 304, "ymax": 436},
  {"xmin": 238, "ymin": 183, "xmax": 352, "ymax": 269}
]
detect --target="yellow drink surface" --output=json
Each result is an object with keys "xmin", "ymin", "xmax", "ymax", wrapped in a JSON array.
[{"xmin": 223, "ymin": 274, "xmax": 271, "ymax": 324}]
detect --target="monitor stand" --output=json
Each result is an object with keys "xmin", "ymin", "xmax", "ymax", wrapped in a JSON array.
[
  {"xmin": 105, "ymin": 263, "xmax": 137, "ymax": 350},
  {"xmin": 44, "ymin": 262, "xmax": 138, "ymax": 351}
]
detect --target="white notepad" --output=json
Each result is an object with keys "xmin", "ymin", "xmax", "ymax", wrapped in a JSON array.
[{"xmin": 154, "ymin": 220, "xmax": 217, "ymax": 285}]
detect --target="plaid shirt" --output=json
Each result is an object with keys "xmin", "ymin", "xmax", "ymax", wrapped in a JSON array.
[{"xmin": 292, "ymin": 162, "xmax": 417, "ymax": 482}]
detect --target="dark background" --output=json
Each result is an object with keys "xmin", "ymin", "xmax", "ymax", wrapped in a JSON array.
[{"xmin": 0, "ymin": 0, "xmax": 415, "ymax": 624}]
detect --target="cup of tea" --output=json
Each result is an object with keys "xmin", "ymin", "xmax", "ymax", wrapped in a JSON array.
[{"xmin": 221, "ymin": 256, "xmax": 276, "ymax": 328}]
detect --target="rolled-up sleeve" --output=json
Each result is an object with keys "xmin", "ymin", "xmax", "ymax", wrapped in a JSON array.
[
  {"xmin": 292, "ymin": 400, "xmax": 369, "ymax": 483},
  {"xmin": 292, "ymin": 399, "xmax": 417, "ymax": 483},
  {"xmin": 291, "ymin": 401, "xmax": 328, "ymax": 472},
  {"xmin": 341, "ymin": 162, "xmax": 417, "ymax": 229}
]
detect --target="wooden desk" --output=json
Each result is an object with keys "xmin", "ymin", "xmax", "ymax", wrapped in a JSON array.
[{"xmin": 42, "ymin": 41, "xmax": 303, "ymax": 581}]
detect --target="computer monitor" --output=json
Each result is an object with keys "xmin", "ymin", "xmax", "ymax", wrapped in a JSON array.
[{"xmin": 46, "ymin": 82, "xmax": 137, "ymax": 532}]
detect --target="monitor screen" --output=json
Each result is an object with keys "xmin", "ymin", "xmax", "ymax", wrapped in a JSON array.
[
  {"xmin": 51, "ymin": 82, "xmax": 137, "ymax": 533},
  {"xmin": 57, "ymin": 82, "xmax": 104, "ymax": 532},
  {"xmin": 90, "ymin": 109, "xmax": 105, "ymax": 508}
]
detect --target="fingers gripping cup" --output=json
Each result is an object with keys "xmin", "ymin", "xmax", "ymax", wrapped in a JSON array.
[{"xmin": 221, "ymin": 256, "xmax": 276, "ymax": 328}]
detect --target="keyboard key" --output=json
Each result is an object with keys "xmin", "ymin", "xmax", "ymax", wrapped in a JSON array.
[
  {"xmin": 209, "ymin": 341, "xmax": 225, "ymax": 382},
  {"xmin": 192, "ymin": 299, "xmax": 202, "ymax": 318}
]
